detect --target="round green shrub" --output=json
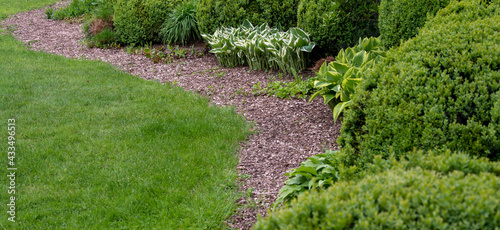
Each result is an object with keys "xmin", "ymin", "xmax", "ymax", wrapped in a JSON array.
[
  {"xmin": 297, "ymin": 0, "xmax": 380, "ymax": 56},
  {"xmin": 114, "ymin": 0, "xmax": 184, "ymax": 45},
  {"xmin": 379, "ymin": 0, "xmax": 451, "ymax": 48},
  {"xmin": 338, "ymin": 0, "xmax": 500, "ymax": 166},
  {"xmin": 255, "ymin": 166, "xmax": 500, "ymax": 229},
  {"xmin": 196, "ymin": 0, "xmax": 299, "ymax": 36}
]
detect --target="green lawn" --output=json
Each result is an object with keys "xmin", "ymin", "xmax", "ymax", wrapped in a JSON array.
[{"xmin": 0, "ymin": 1, "xmax": 250, "ymax": 229}]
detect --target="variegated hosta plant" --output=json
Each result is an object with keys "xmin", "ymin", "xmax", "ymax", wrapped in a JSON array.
[
  {"xmin": 309, "ymin": 37, "xmax": 386, "ymax": 122},
  {"xmin": 202, "ymin": 20, "xmax": 315, "ymax": 75}
]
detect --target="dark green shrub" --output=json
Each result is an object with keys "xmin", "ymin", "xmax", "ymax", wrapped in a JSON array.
[
  {"xmin": 114, "ymin": 0, "xmax": 184, "ymax": 45},
  {"xmin": 159, "ymin": 0, "xmax": 200, "ymax": 45},
  {"xmin": 338, "ymin": 0, "xmax": 500, "ymax": 166},
  {"xmin": 256, "ymin": 161, "xmax": 500, "ymax": 229},
  {"xmin": 379, "ymin": 0, "xmax": 451, "ymax": 48},
  {"xmin": 196, "ymin": 0, "xmax": 299, "ymax": 35},
  {"xmin": 297, "ymin": 0, "xmax": 380, "ymax": 56}
]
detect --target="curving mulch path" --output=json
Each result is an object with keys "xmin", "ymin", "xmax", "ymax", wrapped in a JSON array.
[{"xmin": 1, "ymin": 1, "xmax": 341, "ymax": 229}]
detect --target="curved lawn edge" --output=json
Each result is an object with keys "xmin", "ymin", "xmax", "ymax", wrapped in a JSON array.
[{"xmin": 0, "ymin": 23, "xmax": 251, "ymax": 229}]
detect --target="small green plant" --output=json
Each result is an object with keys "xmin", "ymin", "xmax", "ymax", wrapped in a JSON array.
[
  {"xmin": 45, "ymin": 7, "xmax": 54, "ymax": 19},
  {"xmin": 309, "ymin": 37, "xmax": 386, "ymax": 122},
  {"xmin": 159, "ymin": 0, "xmax": 201, "ymax": 45},
  {"xmin": 83, "ymin": 28, "xmax": 118, "ymax": 48},
  {"xmin": 253, "ymin": 75, "xmax": 316, "ymax": 99}
]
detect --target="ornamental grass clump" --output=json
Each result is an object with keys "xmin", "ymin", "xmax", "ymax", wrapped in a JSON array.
[
  {"xmin": 159, "ymin": 0, "xmax": 201, "ymax": 45},
  {"xmin": 202, "ymin": 20, "xmax": 315, "ymax": 75}
]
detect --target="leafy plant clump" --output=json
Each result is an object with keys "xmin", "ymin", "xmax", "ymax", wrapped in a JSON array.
[
  {"xmin": 297, "ymin": 0, "xmax": 380, "ymax": 56},
  {"xmin": 379, "ymin": 0, "xmax": 451, "ymax": 48},
  {"xmin": 81, "ymin": 1, "xmax": 117, "ymax": 48},
  {"xmin": 160, "ymin": 0, "xmax": 201, "ymax": 45},
  {"xmin": 309, "ymin": 37, "xmax": 386, "ymax": 122},
  {"xmin": 203, "ymin": 20, "xmax": 315, "ymax": 75},
  {"xmin": 258, "ymin": 157, "xmax": 500, "ymax": 229},
  {"xmin": 339, "ymin": 0, "xmax": 500, "ymax": 165}
]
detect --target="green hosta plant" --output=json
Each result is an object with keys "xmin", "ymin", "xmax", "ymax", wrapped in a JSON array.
[
  {"xmin": 202, "ymin": 20, "xmax": 315, "ymax": 74},
  {"xmin": 309, "ymin": 37, "xmax": 385, "ymax": 122},
  {"xmin": 272, "ymin": 150, "xmax": 357, "ymax": 209}
]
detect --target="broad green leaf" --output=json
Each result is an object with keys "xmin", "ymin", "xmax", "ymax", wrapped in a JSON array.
[
  {"xmin": 322, "ymin": 93, "xmax": 337, "ymax": 104},
  {"xmin": 326, "ymin": 71, "xmax": 342, "ymax": 83},
  {"xmin": 352, "ymin": 50, "xmax": 366, "ymax": 67},
  {"xmin": 332, "ymin": 100, "xmax": 352, "ymax": 122},
  {"xmin": 314, "ymin": 81, "xmax": 334, "ymax": 88},
  {"xmin": 331, "ymin": 62, "xmax": 350, "ymax": 75},
  {"xmin": 295, "ymin": 166, "xmax": 317, "ymax": 177}
]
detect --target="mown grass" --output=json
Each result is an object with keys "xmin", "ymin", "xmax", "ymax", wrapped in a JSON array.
[{"xmin": 0, "ymin": 1, "xmax": 250, "ymax": 229}]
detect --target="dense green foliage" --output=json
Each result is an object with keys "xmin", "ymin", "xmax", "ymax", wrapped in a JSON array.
[
  {"xmin": 159, "ymin": 0, "xmax": 200, "ymax": 45},
  {"xmin": 203, "ymin": 21, "xmax": 315, "ymax": 74},
  {"xmin": 256, "ymin": 153, "xmax": 500, "ymax": 229},
  {"xmin": 339, "ymin": 0, "xmax": 500, "ymax": 167},
  {"xmin": 379, "ymin": 0, "xmax": 450, "ymax": 48},
  {"xmin": 310, "ymin": 37, "xmax": 386, "ymax": 122},
  {"xmin": 114, "ymin": 0, "xmax": 184, "ymax": 45},
  {"xmin": 297, "ymin": 0, "xmax": 380, "ymax": 56},
  {"xmin": 196, "ymin": 0, "xmax": 299, "ymax": 35}
]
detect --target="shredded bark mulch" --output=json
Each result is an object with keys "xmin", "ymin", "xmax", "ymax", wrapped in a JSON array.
[{"xmin": 1, "ymin": 2, "xmax": 341, "ymax": 229}]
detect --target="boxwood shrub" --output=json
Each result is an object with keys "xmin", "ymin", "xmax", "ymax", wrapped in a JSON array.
[
  {"xmin": 255, "ymin": 155, "xmax": 500, "ymax": 229},
  {"xmin": 379, "ymin": 0, "xmax": 451, "ymax": 48},
  {"xmin": 297, "ymin": 0, "xmax": 380, "ymax": 56},
  {"xmin": 114, "ymin": 0, "xmax": 184, "ymax": 45},
  {"xmin": 196, "ymin": 0, "xmax": 299, "ymax": 35},
  {"xmin": 338, "ymin": 0, "xmax": 500, "ymax": 166}
]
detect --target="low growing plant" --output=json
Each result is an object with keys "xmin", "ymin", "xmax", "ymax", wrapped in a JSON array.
[
  {"xmin": 309, "ymin": 37, "xmax": 386, "ymax": 122},
  {"xmin": 253, "ymin": 74, "xmax": 316, "ymax": 99}
]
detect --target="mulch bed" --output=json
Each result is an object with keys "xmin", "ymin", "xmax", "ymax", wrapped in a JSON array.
[{"xmin": 1, "ymin": 1, "xmax": 341, "ymax": 229}]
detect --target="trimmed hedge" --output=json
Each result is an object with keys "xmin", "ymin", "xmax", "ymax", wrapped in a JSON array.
[
  {"xmin": 114, "ymin": 0, "xmax": 184, "ymax": 45},
  {"xmin": 196, "ymin": 0, "xmax": 299, "ymax": 36},
  {"xmin": 338, "ymin": 0, "xmax": 500, "ymax": 166},
  {"xmin": 297, "ymin": 0, "xmax": 380, "ymax": 56},
  {"xmin": 379, "ymin": 0, "xmax": 451, "ymax": 48},
  {"xmin": 255, "ymin": 155, "xmax": 500, "ymax": 229}
]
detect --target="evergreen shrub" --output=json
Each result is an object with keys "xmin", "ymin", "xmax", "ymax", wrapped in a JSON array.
[
  {"xmin": 114, "ymin": 0, "xmax": 184, "ymax": 45},
  {"xmin": 379, "ymin": 0, "xmax": 451, "ymax": 48},
  {"xmin": 338, "ymin": 0, "xmax": 500, "ymax": 166},
  {"xmin": 297, "ymin": 0, "xmax": 380, "ymax": 56}
]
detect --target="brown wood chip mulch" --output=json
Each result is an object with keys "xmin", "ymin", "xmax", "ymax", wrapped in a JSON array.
[{"xmin": 1, "ymin": 1, "xmax": 341, "ymax": 229}]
